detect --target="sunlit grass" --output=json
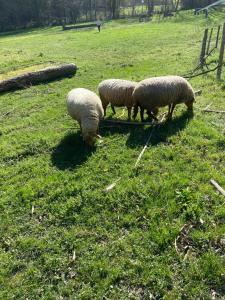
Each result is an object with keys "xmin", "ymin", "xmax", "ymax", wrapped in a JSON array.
[{"xmin": 0, "ymin": 12, "xmax": 224, "ymax": 299}]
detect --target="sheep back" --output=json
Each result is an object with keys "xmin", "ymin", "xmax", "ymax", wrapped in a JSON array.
[
  {"xmin": 133, "ymin": 76, "xmax": 195, "ymax": 109},
  {"xmin": 98, "ymin": 79, "xmax": 137, "ymax": 108}
]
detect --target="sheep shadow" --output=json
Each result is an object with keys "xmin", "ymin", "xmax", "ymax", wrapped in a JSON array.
[
  {"xmin": 100, "ymin": 121, "xmax": 132, "ymax": 138},
  {"xmin": 51, "ymin": 132, "xmax": 96, "ymax": 170},
  {"xmin": 126, "ymin": 110, "xmax": 194, "ymax": 148}
]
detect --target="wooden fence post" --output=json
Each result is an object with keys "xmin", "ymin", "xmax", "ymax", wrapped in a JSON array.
[
  {"xmin": 217, "ymin": 23, "xmax": 225, "ymax": 80},
  {"xmin": 200, "ymin": 28, "xmax": 208, "ymax": 67},
  {"xmin": 215, "ymin": 25, "xmax": 221, "ymax": 48},
  {"xmin": 206, "ymin": 28, "xmax": 213, "ymax": 55}
]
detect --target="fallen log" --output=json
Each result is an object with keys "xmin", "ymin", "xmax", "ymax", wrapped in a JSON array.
[
  {"xmin": 63, "ymin": 24, "xmax": 96, "ymax": 30},
  {"xmin": 0, "ymin": 63, "xmax": 77, "ymax": 93}
]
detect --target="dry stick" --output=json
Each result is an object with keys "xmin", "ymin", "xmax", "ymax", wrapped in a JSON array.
[
  {"xmin": 103, "ymin": 115, "xmax": 165, "ymax": 192},
  {"xmin": 204, "ymin": 109, "xmax": 225, "ymax": 113},
  {"xmin": 217, "ymin": 23, "xmax": 225, "ymax": 80},
  {"xmin": 72, "ymin": 250, "xmax": 76, "ymax": 261},
  {"xmin": 174, "ymin": 223, "xmax": 188, "ymax": 256},
  {"xmin": 101, "ymin": 119, "xmax": 154, "ymax": 126},
  {"xmin": 203, "ymin": 102, "xmax": 212, "ymax": 111},
  {"xmin": 104, "ymin": 177, "xmax": 122, "ymax": 192},
  {"xmin": 210, "ymin": 180, "xmax": 225, "ymax": 197},
  {"xmin": 194, "ymin": 89, "xmax": 202, "ymax": 96},
  {"xmin": 134, "ymin": 114, "xmax": 166, "ymax": 168},
  {"xmin": 134, "ymin": 126, "xmax": 156, "ymax": 168},
  {"xmin": 174, "ymin": 237, "xmax": 180, "ymax": 255},
  {"xmin": 184, "ymin": 64, "xmax": 220, "ymax": 79},
  {"xmin": 206, "ymin": 28, "xmax": 213, "ymax": 55},
  {"xmin": 0, "ymin": 108, "xmax": 15, "ymax": 120}
]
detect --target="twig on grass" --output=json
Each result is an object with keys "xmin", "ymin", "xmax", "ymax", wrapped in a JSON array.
[
  {"xmin": 194, "ymin": 89, "xmax": 202, "ymax": 96},
  {"xmin": 183, "ymin": 64, "xmax": 221, "ymax": 79},
  {"xmin": 0, "ymin": 108, "xmax": 15, "ymax": 120},
  {"xmin": 134, "ymin": 126, "xmax": 156, "ymax": 168},
  {"xmin": 203, "ymin": 109, "xmax": 225, "ymax": 114},
  {"xmin": 104, "ymin": 177, "xmax": 121, "ymax": 192},
  {"xmin": 134, "ymin": 114, "xmax": 166, "ymax": 168},
  {"xmin": 72, "ymin": 250, "xmax": 76, "ymax": 261},
  {"xmin": 174, "ymin": 223, "xmax": 193, "ymax": 256},
  {"xmin": 203, "ymin": 103, "xmax": 212, "ymax": 111},
  {"xmin": 101, "ymin": 119, "xmax": 154, "ymax": 126},
  {"xmin": 210, "ymin": 179, "xmax": 225, "ymax": 197}
]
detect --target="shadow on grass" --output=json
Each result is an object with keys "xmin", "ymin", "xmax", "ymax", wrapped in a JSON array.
[
  {"xmin": 126, "ymin": 110, "xmax": 194, "ymax": 148},
  {"xmin": 0, "ymin": 26, "xmax": 57, "ymax": 39},
  {"xmin": 51, "ymin": 132, "xmax": 96, "ymax": 170}
]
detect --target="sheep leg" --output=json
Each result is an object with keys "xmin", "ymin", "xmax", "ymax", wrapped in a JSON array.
[
  {"xmin": 140, "ymin": 107, "xmax": 145, "ymax": 122},
  {"xmin": 111, "ymin": 105, "xmax": 116, "ymax": 115},
  {"xmin": 166, "ymin": 103, "xmax": 176, "ymax": 120},
  {"xmin": 103, "ymin": 105, "xmax": 107, "ymax": 117},
  {"xmin": 132, "ymin": 104, "xmax": 139, "ymax": 120},
  {"xmin": 170, "ymin": 103, "xmax": 176, "ymax": 118},
  {"xmin": 127, "ymin": 107, "xmax": 132, "ymax": 121}
]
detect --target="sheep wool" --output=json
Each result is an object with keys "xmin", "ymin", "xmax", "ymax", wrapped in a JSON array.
[
  {"xmin": 133, "ymin": 75, "xmax": 195, "ymax": 121},
  {"xmin": 98, "ymin": 79, "xmax": 137, "ymax": 120},
  {"xmin": 67, "ymin": 88, "xmax": 104, "ymax": 145}
]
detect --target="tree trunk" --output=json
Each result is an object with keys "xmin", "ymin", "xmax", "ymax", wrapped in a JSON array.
[{"xmin": 0, "ymin": 64, "xmax": 77, "ymax": 93}]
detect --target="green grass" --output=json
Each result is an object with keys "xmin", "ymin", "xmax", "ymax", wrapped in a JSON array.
[{"xmin": 0, "ymin": 12, "xmax": 225, "ymax": 299}]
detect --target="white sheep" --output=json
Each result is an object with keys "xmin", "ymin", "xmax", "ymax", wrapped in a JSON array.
[
  {"xmin": 67, "ymin": 88, "xmax": 104, "ymax": 146},
  {"xmin": 98, "ymin": 79, "xmax": 137, "ymax": 120},
  {"xmin": 132, "ymin": 76, "xmax": 195, "ymax": 121}
]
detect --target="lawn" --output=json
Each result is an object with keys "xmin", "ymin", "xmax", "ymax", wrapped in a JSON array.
[{"xmin": 0, "ymin": 11, "xmax": 225, "ymax": 299}]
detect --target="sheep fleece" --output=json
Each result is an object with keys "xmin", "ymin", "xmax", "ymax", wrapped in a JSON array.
[
  {"xmin": 98, "ymin": 79, "xmax": 137, "ymax": 108},
  {"xmin": 67, "ymin": 88, "xmax": 103, "ymax": 139},
  {"xmin": 133, "ymin": 76, "xmax": 195, "ymax": 108}
]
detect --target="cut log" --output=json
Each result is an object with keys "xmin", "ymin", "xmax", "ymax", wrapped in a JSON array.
[
  {"xmin": 63, "ymin": 24, "xmax": 96, "ymax": 30},
  {"xmin": 0, "ymin": 63, "xmax": 77, "ymax": 93}
]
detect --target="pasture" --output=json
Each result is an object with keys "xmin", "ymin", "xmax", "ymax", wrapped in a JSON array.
[{"xmin": 0, "ymin": 12, "xmax": 225, "ymax": 299}]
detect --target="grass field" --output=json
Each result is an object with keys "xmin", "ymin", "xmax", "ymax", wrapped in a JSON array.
[{"xmin": 0, "ymin": 11, "xmax": 225, "ymax": 299}]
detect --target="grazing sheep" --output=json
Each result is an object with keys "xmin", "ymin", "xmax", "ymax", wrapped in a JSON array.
[
  {"xmin": 67, "ymin": 88, "xmax": 104, "ymax": 146},
  {"xmin": 132, "ymin": 76, "xmax": 195, "ymax": 122},
  {"xmin": 98, "ymin": 79, "xmax": 137, "ymax": 120}
]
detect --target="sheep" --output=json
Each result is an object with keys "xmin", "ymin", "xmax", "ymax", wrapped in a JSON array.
[
  {"xmin": 98, "ymin": 79, "xmax": 137, "ymax": 120},
  {"xmin": 67, "ymin": 88, "xmax": 104, "ymax": 146},
  {"xmin": 132, "ymin": 76, "xmax": 195, "ymax": 122}
]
